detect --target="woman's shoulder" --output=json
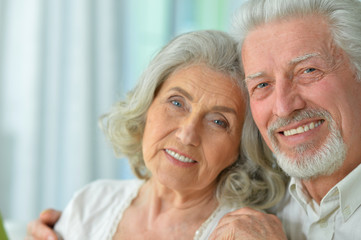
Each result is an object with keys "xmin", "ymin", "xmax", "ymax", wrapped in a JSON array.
[
  {"xmin": 195, "ymin": 204, "xmax": 240, "ymax": 240},
  {"xmin": 79, "ymin": 178, "xmax": 144, "ymax": 196},
  {"xmin": 63, "ymin": 178, "xmax": 141, "ymax": 204},
  {"xmin": 64, "ymin": 178, "xmax": 143, "ymax": 213},
  {"xmin": 54, "ymin": 178, "xmax": 145, "ymax": 239}
]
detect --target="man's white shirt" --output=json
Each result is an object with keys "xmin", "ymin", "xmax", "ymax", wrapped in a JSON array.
[{"xmin": 273, "ymin": 164, "xmax": 361, "ymax": 240}]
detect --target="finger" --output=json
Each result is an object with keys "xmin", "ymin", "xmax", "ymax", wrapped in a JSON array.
[
  {"xmin": 215, "ymin": 208, "xmax": 263, "ymax": 228},
  {"xmin": 27, "ymin": 220, "xmax": 58, "ymax": 240},
  {"xmin": 214, "ymin": 214, "xmax": 246, "ymax": 228},
  {"xmin": 211, "ymin": 213, "xmax": 263, "ymax": 240},
  {"xmin": 39, "ymin": 209, "xmax": 61, "ymax": 227},
  {"xmin": 224, "ymin": 207, "xmax": 264, "ymax": 216},
  {"xmin": 219, "ymin": 207, "xmax": 282, "ymax": 227},
  {"xmin": 209, "ymin": 222, "xmax": 236, "ymax": 240},
  {"xmin": 215, "ymin": 214, "xmax": 287, "ymax": 240}
]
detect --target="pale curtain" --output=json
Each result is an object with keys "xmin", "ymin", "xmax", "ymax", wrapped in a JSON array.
[{"xmin": 0, "ymin": 0, "xmax": 245, "ymax": 224}]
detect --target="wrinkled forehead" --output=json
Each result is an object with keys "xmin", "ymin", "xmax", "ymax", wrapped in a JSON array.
[{"xmin": 241, "ymin": 15, "xmax": 338, "ymax": 70}]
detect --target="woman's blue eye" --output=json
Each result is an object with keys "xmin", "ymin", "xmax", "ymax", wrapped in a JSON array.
[
  {"xmin": 257, "ymin": 82, "xmax": 268, "ymax": 89},
  {"xmin": 171, "ymin": 100, "xmax": 182, "ymax": 107},
  {"xmin": 214, "ymin": 119, "xmax": 228, "ymax": 128},
  {"xmin": 305, "ymin": 68, "xmax": 316, "ymax": 73}
]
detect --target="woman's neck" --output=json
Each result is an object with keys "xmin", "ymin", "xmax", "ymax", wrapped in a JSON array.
[
  {"xmin": 139, "ymin": 178, "xmax": 219, "ymax": 235},
  {"xmin": 147, "ymin": 178, "xmax": 217, "ymax": 208},
  {"xmin": 113, "ymin": 178, "xmax": 219, "ymax": 240},
  {"xmin": 140, "ymin": 178, "xmax": 218, "ymax": 221}
]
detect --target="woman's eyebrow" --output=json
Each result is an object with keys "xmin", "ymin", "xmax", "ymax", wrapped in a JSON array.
[
  {"xmin": 170, "ymin": 87, "xmax": 238, "ymax": 115},
  {"xmin": 169, "ymin": 87, "xmax": 193, "ymax": 101},
  {"xmin": 212, "ymin": 106, "xmax": 237, "ymax": 115}
]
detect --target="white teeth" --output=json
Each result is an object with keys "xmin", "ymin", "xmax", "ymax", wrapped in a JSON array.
[
  {"xmin": 283, "ymin": 120, "xmax": 323, "ymax": 136},
  {"xmin": 165, "ymin": 149, "xmax": 195, "ymax": 163}
]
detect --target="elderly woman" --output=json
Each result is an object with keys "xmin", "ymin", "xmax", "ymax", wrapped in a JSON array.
[{"xmin": 28, "ymin": 30, "xmax": 287, "ymax": 240}]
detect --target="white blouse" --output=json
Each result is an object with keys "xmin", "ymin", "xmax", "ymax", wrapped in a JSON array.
[{"xmin": 54, "ymin": 179, "xmax": 237, "ymax": 240}]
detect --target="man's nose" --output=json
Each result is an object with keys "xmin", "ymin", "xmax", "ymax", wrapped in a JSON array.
[
  {"xmin": 272, "ymin": 79, "xmax": 306, "ymax": 117},
  {"xmin": 175, "ymin": 115, "xmax": 201, "ymax": 147}
]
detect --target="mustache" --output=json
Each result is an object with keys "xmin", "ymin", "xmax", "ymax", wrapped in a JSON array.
[{"xmin": 267, "ymin": 109, "xmax": 332, "ymax": 135}]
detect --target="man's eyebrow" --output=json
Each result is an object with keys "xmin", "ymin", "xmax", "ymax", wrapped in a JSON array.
[
  {"xmin": 169, "ymin": 87, "xmax": 193, "ymax": 101},
  {"xmin": 244, "ymin": 53, "xmax": 321, "ymax": 84},
  {"xmin": 289, "ymin": 53, "xmax": 321, "ymax": 65},
  {"xmin": 245, "ymin": 72, "xmax": 264, "ymax": 84}
]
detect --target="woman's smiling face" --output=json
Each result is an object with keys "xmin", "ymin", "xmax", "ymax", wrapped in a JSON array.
[{"xmin": 142, "ymin": 64, "xmax": 246, "ymax": 192}]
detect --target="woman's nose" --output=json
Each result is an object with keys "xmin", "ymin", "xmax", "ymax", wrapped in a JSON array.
[{"xmin": 175, "ymin": 115, "xmax": 201, "ymax": 147}]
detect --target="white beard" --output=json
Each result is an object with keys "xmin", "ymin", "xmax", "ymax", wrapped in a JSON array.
[{"xmin": 268, "ymin": 109, "xmax": 347, "ymax": 180}]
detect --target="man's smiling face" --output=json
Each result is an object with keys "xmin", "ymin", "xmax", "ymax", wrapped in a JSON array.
[{"xmin": 242, "ymin": 15, "xmax": 361, "ymax": 179}]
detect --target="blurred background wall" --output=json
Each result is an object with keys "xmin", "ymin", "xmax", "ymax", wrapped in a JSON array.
[{"xmin": 0, "ymin": 0, "xmax": 246, "ymax": 224}]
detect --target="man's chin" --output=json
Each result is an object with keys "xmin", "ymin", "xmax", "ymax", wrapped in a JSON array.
[{"xmin": 275, "ymin": 149, "xmax": 345, "ymax": 180}]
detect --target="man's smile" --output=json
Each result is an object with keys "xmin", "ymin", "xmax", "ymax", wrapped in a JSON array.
[{"xmin": 282, "ymin": 120, "xmax": 325, "ymax": 136}]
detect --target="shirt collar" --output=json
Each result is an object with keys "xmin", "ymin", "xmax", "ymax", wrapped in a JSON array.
[
  {"xmin": 288, "ymin": 177, "xmax": 310, "ymax": 211},
  {"xmin": 335, "ymin": 163, "xmax": 361, "ymax": 221},
  {"xmin": 288, "ymin": 163, "xmax": 361, "ymax": 221}
]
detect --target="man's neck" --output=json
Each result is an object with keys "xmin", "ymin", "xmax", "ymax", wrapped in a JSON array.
[
  {"xmin": 301, "ymin": 175, "xmax": 341, "ymax": 204},
  {"xmin": 301, "ymin": 160, "xmax": 360, "ymax": 204}
]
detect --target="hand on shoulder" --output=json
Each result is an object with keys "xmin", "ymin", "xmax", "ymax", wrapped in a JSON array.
[{"xmin": 209, "ymin": 207, "xmax": 287, "ymax": 240}]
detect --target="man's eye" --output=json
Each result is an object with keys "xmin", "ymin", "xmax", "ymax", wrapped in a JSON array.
[
  {"xmin": 214, "ymin": 119, "xmax": 228, "ymax": 128},
  {"xmin": 256, "ymin": 82, "xmax": 269, "ymax": 89},
  {"xmin": 304, "ymin": 68, "xmax": 316, "ymax": 73},
  {"xmin": 171, "ymin": 100, "xmax": 182, "ymax": 107}
]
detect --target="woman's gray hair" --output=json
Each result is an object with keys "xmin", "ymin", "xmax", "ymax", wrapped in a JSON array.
[
  {"xmin": 101, "ymin": 30, "xmax": 287, "ymax": 209},
  {"xmin": 231, "ymin": 0, "xmax": 361, "ymax": 80}
]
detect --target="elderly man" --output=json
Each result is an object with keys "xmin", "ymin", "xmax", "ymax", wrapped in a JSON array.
[
  {"xmin": 27, "ymin": 0, "xmax": 361, "ymax": 239},
  {"xmin": 211, "ymin": 0, "xmax": 361, "ymax": 239}
]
